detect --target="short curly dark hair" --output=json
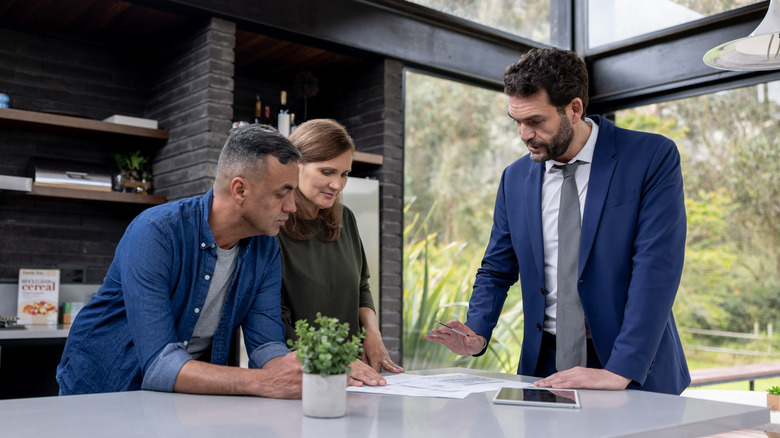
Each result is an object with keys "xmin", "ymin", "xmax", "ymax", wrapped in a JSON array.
[{"xmin": 504, "ymin": 48, "xmax": 589, "ymax": 118}]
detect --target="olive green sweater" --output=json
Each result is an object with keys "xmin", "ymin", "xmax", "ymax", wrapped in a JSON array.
[{"xmin": 277, "ymin": 206, "xmax": 375, "ymax": 341}]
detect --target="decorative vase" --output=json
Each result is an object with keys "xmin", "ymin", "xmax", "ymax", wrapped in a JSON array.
[
  {"xmin": 138, "ymin": 171, "xmax": 153, "ymax": 195},
  {"xmin": 302, "ymin": 373, "xmax": 347, "ymax": 418},
  {"xmin": 112, "ymin": 172, "xmax": 125, "ymax": 192},
  {"xmin": 769, "ymin": 393, "xmax": 780, "ymax": 411},
  {"xmin": 122, "ymin": 170, "xmax": 139, "ymax": 193}
]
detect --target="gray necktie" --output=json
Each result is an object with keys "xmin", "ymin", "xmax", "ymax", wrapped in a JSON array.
[{"xmin": 555, "ymin": 162, "xmax": 587, "ymax": 370}]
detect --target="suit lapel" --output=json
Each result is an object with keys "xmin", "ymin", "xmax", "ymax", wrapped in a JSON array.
[
  {"xmin": 525, "ymin": 162, "xmax": 545, "ymax": 282},
  {"xmin": 580, "ymin": 116, "xmax": 617, "ymax": 275}
]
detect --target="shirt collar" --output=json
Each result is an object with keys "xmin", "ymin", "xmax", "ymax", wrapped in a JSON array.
[{"xmin": 545, "ymin": 117, "xmax": 599, "ymax": 173}]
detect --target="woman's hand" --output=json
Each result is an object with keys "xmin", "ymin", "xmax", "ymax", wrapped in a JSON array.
[
  {"xmin": 362, "ymin": 329, "xmax": 404, "ymax": 373},
  {"xmin": 347, "ymin": 359, "xmax": 387, "ymax": 387},
  {"xmin": 358, "ymin": 306, "xmax": 404, "ymax": 373}
]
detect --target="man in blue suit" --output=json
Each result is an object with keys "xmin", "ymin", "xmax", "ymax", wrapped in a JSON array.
[{"xmin": 425, "ymin": 48, "xmax": 690, "ymax": 394}]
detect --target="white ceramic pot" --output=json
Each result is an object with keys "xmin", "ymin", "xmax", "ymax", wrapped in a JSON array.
[{"xmin": 302, "ymin": 373, "xmax": 347, "ymax": 418}]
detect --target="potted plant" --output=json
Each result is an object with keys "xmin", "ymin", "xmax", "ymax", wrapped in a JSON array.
[
  {"xmin": 113, "ymin": 150, "xmax": 152, "ymax": 194},
  {"xmin": 288, "ymin": 312, "xmax": 365, "ymax": 418},
  {"xmin": 768, "ymin": 386, "xmax": 780, "ymax": 411}
]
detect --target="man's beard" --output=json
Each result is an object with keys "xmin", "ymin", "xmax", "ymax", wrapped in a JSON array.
[{"xmin": 526, "ymin": 114, "xmax": 574, "ymax": 163}]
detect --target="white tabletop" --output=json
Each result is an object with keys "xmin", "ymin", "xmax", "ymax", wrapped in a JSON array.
[
  {"xmin": 0, "ymin": 368, "xmax": 770, "ymax": 437},
  {"xmin": 683, "ymin": 389, "xmax": 780, "ymax": 430}
]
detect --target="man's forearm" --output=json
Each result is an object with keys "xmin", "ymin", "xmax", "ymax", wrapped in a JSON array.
[
  {"xmin": 172, "ymin": 353, "xmax": 302, "ymax": 399},
  {"xmin": 173, "ymin": 360, "xmax": 263, "ymax": 395}
]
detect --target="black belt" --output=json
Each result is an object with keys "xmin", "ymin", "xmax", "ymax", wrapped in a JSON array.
[
  {"xmin": 542, "ymin": 331, "xmax": 557, "ymax": 349},
  {"xmin": 543, "ymin": 331, "xmax": 595, "ymax": 350}
]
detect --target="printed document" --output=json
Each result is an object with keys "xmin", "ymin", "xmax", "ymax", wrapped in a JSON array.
[{"xmin": 347, "ymin": 373, "xmax": 532, "ymax": 399}]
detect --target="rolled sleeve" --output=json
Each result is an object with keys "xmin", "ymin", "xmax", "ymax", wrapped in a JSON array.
[
  {"xmin": 141, "ymin": 342, "xmax": 192, "ymax": 392},
  {"xmin": 248, "ymin": 342, "xmax": 290, "ymax": 369}
]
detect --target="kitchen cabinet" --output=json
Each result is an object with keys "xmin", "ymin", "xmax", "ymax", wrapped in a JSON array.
[{"xmin": 0, "ymin": 328, "xmax": 68, "ymax": 399}]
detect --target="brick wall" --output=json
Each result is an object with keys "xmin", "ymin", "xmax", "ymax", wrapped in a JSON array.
[
  {"xmin": 0, "ymin": 18, "xmax": 238, "ymax": 283},
  {"xmin": 376, "ymin": 59, "xmax": 405, "ymax": 363},
  {"xmin": 0, "ymin": 28, "xmax": 149, "ymax": 120},
  {"xmin": 0, "ymin": 27, "xmax": 159, "ymax": 283},
  {"xmin": 149, "ymin": 17, "xmax": 236, "ymax": 200}
]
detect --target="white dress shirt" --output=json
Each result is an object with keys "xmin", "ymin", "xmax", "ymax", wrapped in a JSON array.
[{"xmin": 542, "ymin": 118, "xmax": 599, "ymax": 334}]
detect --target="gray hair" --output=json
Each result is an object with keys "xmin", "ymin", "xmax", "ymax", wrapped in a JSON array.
[{"xmin": 215, "ymin": 124, "xmax": 301, "ymax": 187}]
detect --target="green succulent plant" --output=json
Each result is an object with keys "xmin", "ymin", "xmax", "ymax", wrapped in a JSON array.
[
  {"xmin": 114, "ymin": 150, "xmax": 150, "ymax": 172},
  {"xmin": 768, "ymin": 386, "xmax": 780, "ymax": 395},
  {"xmin": 288, "ymin": 312, "xmax": 365, "ymax": 376}
]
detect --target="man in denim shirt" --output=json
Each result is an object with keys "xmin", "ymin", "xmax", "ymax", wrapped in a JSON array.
[{"xmin": 57, "ymin": 125, "xmax": 310, "ymax": 398}]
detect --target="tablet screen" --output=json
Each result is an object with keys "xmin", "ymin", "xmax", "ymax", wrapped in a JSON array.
[{"xmin": 493, "ymin": 387, "xmax": 580, "ymax": 408}]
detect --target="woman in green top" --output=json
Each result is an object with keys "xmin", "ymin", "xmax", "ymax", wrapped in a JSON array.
[{"xmin": 278, "ymin": 118, "xmax": 404, "ymax": 379}]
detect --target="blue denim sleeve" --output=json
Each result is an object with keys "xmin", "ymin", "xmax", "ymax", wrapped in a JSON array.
[
  {"xmin": 118, "ymin": 215, "xmax": 190, "ymax": 390},
  {"xmin": 241, "ymin": 243, "xmax": 290, "ymax": 368},
  {"xmin": 249, "ymin": 342, "xmax": 291, "ymax": 368},
  {"xmin": 141, "ymin": 343, "xmax": 192, "ymax": 392}
]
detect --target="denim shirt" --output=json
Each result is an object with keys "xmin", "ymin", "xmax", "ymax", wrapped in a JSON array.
[{"xmin": 56, "ymin": 189, "xmax": 290, "ymax": 395}]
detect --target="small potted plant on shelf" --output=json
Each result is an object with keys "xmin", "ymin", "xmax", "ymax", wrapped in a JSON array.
[
  {"xmin": 113, "ymin": 150, "xmax": 152, "ymax": 194},
  {"xmin": 768, "ymin": 386, "xmax": 780, "ymax": 411},
  {"xmin": 288, "ymin": 312, "xmax": 365, "ymax": 418}
]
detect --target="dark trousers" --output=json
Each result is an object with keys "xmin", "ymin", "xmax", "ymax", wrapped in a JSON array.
[{"xmin": 534, "ymin": 331, "xmax": 602, "ymax": 378}]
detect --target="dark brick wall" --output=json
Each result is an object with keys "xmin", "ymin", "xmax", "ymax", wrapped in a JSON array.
[
  {"xmin": 377, "ymin": 59, "xmax": 405, "ymax": 364},
  {"xmin": 0, "ymin": 17, "xmax": 237, "ymax": 282},
  {"xmin": 0, "ymin": 28, "xmax": 150, "ymax": 120},
  {"xmin": 150, "ymin": 17, "xmax": 236, "ymax": 200},
  {"xmin": 0, "ymin": 27, "xmax": 160, "ymax": 283}
]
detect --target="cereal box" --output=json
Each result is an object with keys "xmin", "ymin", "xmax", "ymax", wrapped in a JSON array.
[{"xmin": 17, "ymin": 269, "xmax": 60, "ymax": 325}]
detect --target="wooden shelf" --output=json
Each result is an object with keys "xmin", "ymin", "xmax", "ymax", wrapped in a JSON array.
[
  {"xmin": 27, "ymin": 185, "xmax": 166, "ymax": 205},
  {"xmin": 353, "ymin": 151, "xmax": 383, "ymax": 166},
  {"xmin": 0, "ymin": 108, "xmax": 168, "ymax": 140},
  {"xmin": 0, "ymin": 108, "xmax": 168, "ymax": 206}
]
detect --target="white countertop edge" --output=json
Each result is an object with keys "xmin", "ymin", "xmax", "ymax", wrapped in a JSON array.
[{"xmin": 0, "ymin": 324, "xmax": 70, "ymax": 340}]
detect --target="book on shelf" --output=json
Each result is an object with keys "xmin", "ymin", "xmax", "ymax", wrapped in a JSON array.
[{"xmin": 17, "ymin": 269, "xmax": 60, "ymax": 325}]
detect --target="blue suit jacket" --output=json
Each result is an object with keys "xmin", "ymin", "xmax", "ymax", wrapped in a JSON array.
[{"xmin": 465, "ymin": 115, "xmax": 690, "ymax": 395}]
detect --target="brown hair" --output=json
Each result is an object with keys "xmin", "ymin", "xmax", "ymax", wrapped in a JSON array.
[
  {"xmin": 283, "ymin": 119, "xmax": 355, "ymax": 241},
  {"xmin": 504, "ymin": 48, "xmax": 589, "ymax": 118}
]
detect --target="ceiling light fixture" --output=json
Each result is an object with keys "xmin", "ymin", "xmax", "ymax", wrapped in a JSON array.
[{"xmin": 704, "ymin": 0, "xmax": 780, "ymax": 71}]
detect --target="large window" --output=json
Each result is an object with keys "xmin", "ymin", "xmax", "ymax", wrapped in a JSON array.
[
  {"xmin": 403, "ymin": 71, "xmax": 524, "ymax": 372},
  {"xmin": 615, "ymin": 83, "xmax": 780, "ymax": 385},
  {"xmin": 588, "ymin": 0, "xmax": 763, "ymax": 48},
  {"xmin": 403, "ymin": 70, "xmax": 780, "ymax": 388},
  {"xmin": 404, "ymin": 0, "xmax": 568, "ymax": 47}
]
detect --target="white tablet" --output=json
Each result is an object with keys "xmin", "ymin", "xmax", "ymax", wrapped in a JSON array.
[{"xmin": 493, "ymin": 387, "xmax": 580, "ymax": 408}]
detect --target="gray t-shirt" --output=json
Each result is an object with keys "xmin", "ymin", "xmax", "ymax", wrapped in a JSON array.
[{"xmin": 187, "ymin": 244, "xmax": 239, "ymax": 359}]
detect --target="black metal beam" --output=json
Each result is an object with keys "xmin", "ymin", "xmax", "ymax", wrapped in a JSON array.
[
  {"xmin": 586, "ymin": 2, "xmax": 780, "ymax": 113},
  {"xmin": 550, "ymin": 0, "xmax": 573, "ymax": 50},
  {"xmin": 141, "ymin": 0, "xmax": 544, "ymax": 88},
  {"xmin": 132, "ymin": 0, "xmax": 780, "ymax": 112}
]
